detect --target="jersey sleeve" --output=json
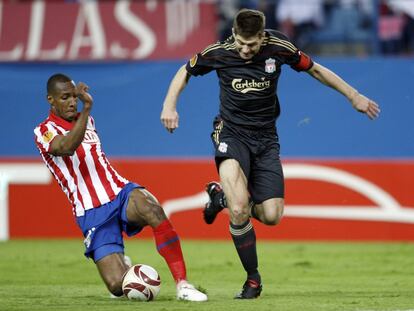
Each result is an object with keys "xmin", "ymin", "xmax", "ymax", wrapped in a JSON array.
[
  {"xmin": 88, "ymin": 116, "xmax": 96, "ymax": 130},
  {"xmin": 185, "ymin": 43, "xmax": 220, "ymax": 76},
  {"xmin": 290, "ymin": 50, "xmax": 313, "ymax": 72},
  {"xmin": 34, "ymin": 122, "xmax": 59, "ymax": 153},
  {"xmin": 267, "ymin": 30, "xmax": 314, "ymax": 72}
]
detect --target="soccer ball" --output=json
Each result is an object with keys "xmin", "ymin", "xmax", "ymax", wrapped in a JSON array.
[{"xmin": 122, "ymin": 264, "xmax": 161, "ymax": 301}]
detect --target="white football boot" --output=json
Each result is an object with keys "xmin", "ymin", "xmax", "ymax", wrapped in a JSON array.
[{"xmin": 176, "ymin": 280, "xmax": 208, "ymax": 302}]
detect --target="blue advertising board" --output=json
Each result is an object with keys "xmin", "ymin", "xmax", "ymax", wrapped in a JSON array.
[{"xmin": 0, "ymin": 58, "xmax": 412, "ymax": 158}]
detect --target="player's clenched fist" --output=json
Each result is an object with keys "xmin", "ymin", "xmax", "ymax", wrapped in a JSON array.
[
  {"xmin": 76, "ymin": 82, "xmax": 93, "ymax": 110},
  {"xmin": 160, "ymin": 107, "xmax": 179, "ymax": 133}
]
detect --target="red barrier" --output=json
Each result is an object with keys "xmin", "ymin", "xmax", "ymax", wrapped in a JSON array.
[
  {"xmin": 0, "ymin": 1, "xmax": 217, "ymax": 61},
  {"xmin": 5, "ymin": 159, "xmax": 414, "ymax": 241}
]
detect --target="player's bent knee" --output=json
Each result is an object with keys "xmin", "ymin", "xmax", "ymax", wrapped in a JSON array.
[
  {"xmin": 262, "ymin": 204, "xmax": 284, "ymax": 226},
  {"xmin": 140, "ymin": 203, "xmax": 166, "ymax": 226},
  {"xmin": 230, "ymin": 207, "xmax": 250, "ymax": 223},
  {"xmin": 262, "ymin": 214, "xmax": 283, "ymax": 226},
  {"xmin": 128, "ymin": 189, "xmax": 166, "ymax": 226},
  {"xmin": 140, "ymin": 189, "xmax": 160, "ymax": 205},
  {"xmin": 148, "ymin": 203, "xmax": 167, "ymax": 220}
]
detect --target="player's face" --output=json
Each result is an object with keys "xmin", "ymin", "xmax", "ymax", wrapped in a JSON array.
[
  {"xmin": 234, "ymin": 32, "xmax": 264, "ymax": 60},
  {"xmin": 47, "ymin": 81, "xmax": 78, "ymax": 122}
]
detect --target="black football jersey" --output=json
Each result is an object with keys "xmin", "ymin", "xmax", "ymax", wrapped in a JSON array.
[{"xmin": 186, "ymin": 29, "xmax": 313, "ymax": 129}]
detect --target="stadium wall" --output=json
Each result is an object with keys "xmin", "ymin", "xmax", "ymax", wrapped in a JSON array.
[{"xmin": 2, "ymin": 159, "xmax": 414, "ymax": 241}]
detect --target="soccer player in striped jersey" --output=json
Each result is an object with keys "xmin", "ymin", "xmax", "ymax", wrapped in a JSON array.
[
  {"xmin": 34, "ymin": 73, "xmax": 207, "ymax": 302},
  {"xmin": 161, "ymin": 9, "xmax": 380, "ymax": 299}
]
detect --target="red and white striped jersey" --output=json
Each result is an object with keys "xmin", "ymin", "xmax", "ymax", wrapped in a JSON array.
[{"xmin": 34, "ymin": 112, "xmax": 129, "ymax": 217}]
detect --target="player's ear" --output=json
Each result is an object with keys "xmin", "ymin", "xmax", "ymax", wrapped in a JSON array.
[{"xmin": 47, "ymin": 94, "xmax": 54, "ymax": 105}]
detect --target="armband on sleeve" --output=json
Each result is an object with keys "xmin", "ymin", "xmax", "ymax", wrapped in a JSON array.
[{"xmin": 292, "ymin": 51, "xmax": 314, "ymax": 72}]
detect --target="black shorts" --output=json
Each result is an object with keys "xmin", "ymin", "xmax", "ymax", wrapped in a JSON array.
[{"xmin": 211, "ymin": 116, "xmax": 284, "ymax": 203}]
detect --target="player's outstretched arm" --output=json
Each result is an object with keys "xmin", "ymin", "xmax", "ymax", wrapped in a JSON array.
[
  {"xmin": 49, "ymin": 82, "xmax": 93, "ymax": 156},
  {"xmin": 307, "ymin": 62, "xmax": 380, "ymax": 120},
  {"xmin": 161, "ymin": 65, "xmax": 191, "ymax": 133}
]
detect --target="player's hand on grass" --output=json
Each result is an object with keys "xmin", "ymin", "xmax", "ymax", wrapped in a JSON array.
[
  {"xmin": 351, "ymin": 93, "xmax": 380, "ymax": 120},
  {"xmin": 161, "ymin": 107, "xmax": 179, "ymax": 133},
  {"xmin": 76, "ymin": 82, "xmax": 93, "ymax": 111}
]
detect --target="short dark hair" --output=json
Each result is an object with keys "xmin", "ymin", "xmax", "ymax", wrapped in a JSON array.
[
  {"xmin": 233, "ymin": 9, "xmax": 265, "ymax": 38},
  {"xmin": 47, "ymin": 73, "xmax": 72, "ymax": 95}
]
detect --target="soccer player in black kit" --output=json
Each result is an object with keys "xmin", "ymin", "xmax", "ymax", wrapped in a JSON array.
[{"xmin": 161, "ymin": 9, "xmax": 380, "ymax": 299}]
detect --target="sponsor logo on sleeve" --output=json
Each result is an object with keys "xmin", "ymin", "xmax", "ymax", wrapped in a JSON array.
[{"xmin": 42, "ymin": 131, "xmax": 54, "ymax": 143}]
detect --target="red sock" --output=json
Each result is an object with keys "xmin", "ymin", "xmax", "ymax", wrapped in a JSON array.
[{"xmin": 153, "ymin": 219, "xmax": 187, "ymax": 283}]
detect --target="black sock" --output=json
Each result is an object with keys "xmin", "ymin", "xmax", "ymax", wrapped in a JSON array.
[
  {"xmin": 213, "ymin": 191, "xmax": 227, "ymax": 209},
  {"xmin": 230, "ymin": 220, "xmax": 260, "ymax": 282}
]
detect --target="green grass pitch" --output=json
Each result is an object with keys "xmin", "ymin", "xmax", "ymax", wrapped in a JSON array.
[{"xmin": 0, "ymin": 239, "xmax": 413, "ymax": 311}]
